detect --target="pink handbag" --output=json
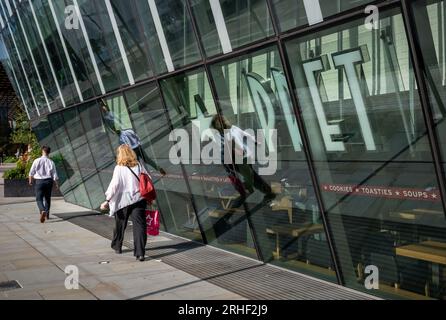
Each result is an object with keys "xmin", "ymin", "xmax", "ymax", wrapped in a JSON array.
[{"xmin": 146, "ymin": 209, "xmax": 160, "ymax": 236}]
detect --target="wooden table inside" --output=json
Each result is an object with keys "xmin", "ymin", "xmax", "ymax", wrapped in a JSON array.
[
  {"xmin": 266, "ymin": 224, "xmax": 324, "ymax": 259},
  {"xmin": 396, "ymin": 241, "xmax": 446, "ymax": 265},
  {"xmin": 389, "ymin": 209, "xmax": 444, "ymax": 221}
]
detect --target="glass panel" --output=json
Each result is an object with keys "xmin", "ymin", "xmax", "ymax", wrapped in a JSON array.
[
  {"xmin": 64, "ymin": 190, "xmax": 77, "ymax": 205},
  {"xmin": 8, "ymin": 15, "xmax": 47, "ymax": 115},
  {"xmin": 76, "ymin": 0, "xmax": 129, "ymax": 90},
  {"xmin": 72, "ymin": 182, "xmax": 92, "ymax": 209},
  {"xmin": 190, "ymin": 0, "xmax": 274, "ymax": 57},
  {"xmin": 209, "ymin": 47, "xmax": 336, "ymax": 279},
  {"xmin": 0, "ymin": 33, "xmax": 37, "ymax": 119},
  {"xmin": 84, "ymin": 174, "xmax": 105, "ymax": 210},
  {"xmin": 19, "ymin": 3, "xmax": 61, "ymax": 111},
  {"xmin": 109, "ymin": 0, "xmax": 155, "ymax": 82},
  {"xmin": 412, "ymin": 0, "xmax": 446, "ymax": 186},
  {"xmin": 271, "ymin": 0, "xmax": 374, "ymax": 32},
  {"xmin": 52, "ymin": 0, "xmax": 101, "ymax": 99},
  {"xmin": 32, "ymin": 117, "xmax": 72, "ymax": 196},
  {"xmin": 48, "ymin": 112, "xmax": 81, "ymax": 193},
  {"xmin": 125, "ymin": 82, "xmax": 203, "ymax": 242},
  {"xmin": 161, "ymin": 68, "xmax": 258, "ymax": 259},
  {"xmin": 123, "ymin": 0, "xmax": 201, "ymax": 74},
  {"xmin": 61, "ymin": 107, "xmax": 87, "ymax": 149},
  {"xmin": 286, "ymin": 7, "xmax": 446, "ymax": 299},
  {"xmin": 78, "ymin": 101, "xmax": 115, "ymax": 170},
  {"xmin": 33, "ymin": 0, "xmax": 80, "ymax": 107}
]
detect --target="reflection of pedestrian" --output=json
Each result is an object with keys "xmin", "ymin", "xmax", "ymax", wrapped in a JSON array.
[
  {"xmin": 28, "ymin": 146, "xmax": 59, "ymax": 223},
  {"xmin": 211, "ymin": 115, "xmax": 275, "ymax": 209},
  {"xmin": 100, "ymin": 99, "xmax": 125, "ymax": 134},
  {"xmin": 119, "ymin": 128, "xmax": 166, "ymax": 176}
]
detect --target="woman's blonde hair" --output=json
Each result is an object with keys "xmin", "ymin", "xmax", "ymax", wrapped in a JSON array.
[{"xmin": 116, "ymin": 145, "xmax": 138, "ymax": 167}]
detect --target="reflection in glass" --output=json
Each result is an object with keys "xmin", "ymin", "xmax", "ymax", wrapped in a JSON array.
[
  {"xmin": 286, "ymin": 8, "xmax": 446, "ymax": 299},
  {"xmin": 190, "ymin": 0, "xmax": 274, "ymax": 57},
  {"xmin": 271, "ymin": 0, "xmax": 373, "ymax": 31},
  {"xmin": 125, "ymin": 82, "xmax": 203, "ymax": 242},
  {"xmin": 412, "ymin": 0, "xmax": 446, "ymax": 179},
  {"xmin": 161, "ymin": 69, "xmax": 258, "ymax": 258},
  {"xmin": 210, "ymin": 47, "xmax": 336, "ymax": 279}
]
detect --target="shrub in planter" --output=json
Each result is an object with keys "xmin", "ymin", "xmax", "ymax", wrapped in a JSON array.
[
  {"xmin": 2, "ymin": 156, "xmax": 18, "ymax": 164},
  {"xmin": 3, "ymin": 167, "xmax": 26, "ymax": 180},
  {"xmin": 3, "ymin": 156, "xmax": 62, "ymax": 197}
]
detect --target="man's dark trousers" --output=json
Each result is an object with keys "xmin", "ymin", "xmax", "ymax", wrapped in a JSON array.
[{"xmin": 35, "ymin": 178, "xmax": 53, "ymax": 216}]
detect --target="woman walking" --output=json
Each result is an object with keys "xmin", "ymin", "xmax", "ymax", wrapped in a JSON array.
[{"xmin": 101, "ymin": 145, "xmax": 148, "ymax": 261}]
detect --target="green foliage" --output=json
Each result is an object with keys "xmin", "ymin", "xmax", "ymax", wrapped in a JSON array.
[
  {"xmin": 10, "ymin": 108, "xmax": 37, "ymax": 147},
  {"xmin": 3, "ymin": 108, "xmax": 40, "ymax": 180},
  {"xmin": 3, "ymin": 158, "xmax": 32, "ymax": 180},
  {"xmin": 2, "ymin": 156, "xmax": 17, "ymax": 164},
  {"xmin": 3, "ymin": 167, "xmax": 26, "ymax": 180}
]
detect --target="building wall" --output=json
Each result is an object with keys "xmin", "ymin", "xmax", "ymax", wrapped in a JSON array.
[{"xmin": 1, "ymin": 0, "xmax": 446, "ymax": 300}]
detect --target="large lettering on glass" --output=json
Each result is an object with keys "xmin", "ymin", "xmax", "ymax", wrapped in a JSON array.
[
  {"xmin": 302, "ymin": 46, "xmax": 376, "ymax": 152},
  {"xmin": 331, "ymin": 46, "xmax": 376, "ymax": 151},
  {"xmin": 245, "ymin": 72, "xmax": 277, "ymax": 152},
  {"xmin": 244, "ymin": 71, "xmax": 304, "ymax": 153},
  {"xmin": 271, "ymin": 68, "xmax": 303, "ymax": 152},
  {"xmin": 302, "ymin": 55, "xmax": 345, "ymax": 152}
]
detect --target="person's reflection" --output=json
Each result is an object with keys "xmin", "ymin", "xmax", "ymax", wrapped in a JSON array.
[
  {"xmin": 100, "ymin": 99, "xmax": 123, "ymax": 135},
  {"xmin": 211, "ymin": 115, "xmax": 276, "ymax": 209},
  {"xmin": 100, "ymin": 99, "xmax": 166, "ymax": 176}
]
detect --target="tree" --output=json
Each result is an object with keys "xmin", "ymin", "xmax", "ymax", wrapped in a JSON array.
[{"xmin": 10, "ymin": 108, "xmax": 37, "ymax": 147}]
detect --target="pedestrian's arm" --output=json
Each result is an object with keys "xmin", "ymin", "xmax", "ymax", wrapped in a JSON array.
[
  {"xmin": 104, "ymin": 166, "xmax": 120, "ymax": 202},
  {"xmin": 141, "ymin": 148, "xmax": 166, "ymax": 175},
  {"xmin": 52, "ymin": 162, "xmax": 59, "ymax": 186},
  {"xmin": 28, "ymin": 160, "xmax": 37, "ymax": 185},
  {"xmin": 240, "ymin": 128, "xmax": 257, "ymax": 144}
]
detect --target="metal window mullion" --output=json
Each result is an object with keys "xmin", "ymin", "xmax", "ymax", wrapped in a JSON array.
[
  {"xmin": 29, "ymin": 0, "xmax": 66, "ymax": 108},
  {"xmin": 72, "ymin": 0, "xmax": 106, "ymax": 95},
  {"xmin": 120, "ymin": 92, "xmax": 168, "ymax": 231},
  {"xmin": 60, "ymin": 108, "xmax": 94, "ymax": 209},
  {"xmin": 76, "ymin": 103, "xmax": 106, "ymax": 207},
  {"xmin": 13, "ymin": 0, "xmax": 52, "ymax": 112},
  {"xmin": 2, "ymin": 37, "xmax": 30, "ymax": 119},
  {"xmin": 401, "ymin": 0, "xmax": 446, "ymax": 218},
  {"xmin": 5, "ymin": 0, "xmax": 13, "ymax": 17},
  {"xmin": 104, "ymin": 0, "xmax": 135, "ymax": 86},
  {"xmin": 160, "ymin": 84, "xmax": 209, "ymax": 244},
  {"xmin": 47, "ymin": 114, "xmax": 77, "ymax": 200},
  {"xmin": 184, "ymin": 0, "xmax": 264, "ymax": 261},
  {"xmin": 147, "ymin": 0, "xmax": 174, "ymax": 73},
  {"xmin": 265, "ymin": 0, "xmax": 344, "ymax": 285},
  {"xmin": 47, "ymin": 0, "xmax": 83, "ymax": 102},
  {"xmin": 208, "ymin": 0, "xmax": 232, "ymax": 54}
]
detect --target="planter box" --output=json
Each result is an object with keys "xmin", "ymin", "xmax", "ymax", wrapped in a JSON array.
[{"xmin": 4, "ymin": 179, "xmax": 63, "ymax": 198}]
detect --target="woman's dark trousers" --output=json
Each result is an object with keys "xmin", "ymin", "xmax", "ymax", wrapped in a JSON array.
[{"xmin": 111, "ymin": 200, "xmax": 147, "ymax": 257}]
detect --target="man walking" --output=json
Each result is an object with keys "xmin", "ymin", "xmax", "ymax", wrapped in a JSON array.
[{"xmin": 28, "ymin": 146, "xmax": 59, "ymax": 223}]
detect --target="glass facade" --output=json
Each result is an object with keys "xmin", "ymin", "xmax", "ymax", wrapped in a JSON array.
[{"xmin": 2, "ymin": 0, "xmax": 446, "ymax": 300}]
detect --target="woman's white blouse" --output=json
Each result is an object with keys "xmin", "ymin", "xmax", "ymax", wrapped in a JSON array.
[{"xmin": 105, "ymin": 164, "xmax": 149, "ymax": 216}]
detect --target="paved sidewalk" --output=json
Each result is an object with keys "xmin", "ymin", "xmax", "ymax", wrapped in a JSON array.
[{"xmin": 0, "ymin": 198, "xmax": 245, "ymax": 300}]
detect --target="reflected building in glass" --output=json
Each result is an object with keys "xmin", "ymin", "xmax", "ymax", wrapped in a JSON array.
[{"xmin": 1, "ymin": 0, "xmax": 446, "ymax": 300}]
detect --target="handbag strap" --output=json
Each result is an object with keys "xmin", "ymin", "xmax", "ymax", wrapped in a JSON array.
[{"xmin": 127, "ymin": 163, "xmax": 141, "ymax": 182}]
